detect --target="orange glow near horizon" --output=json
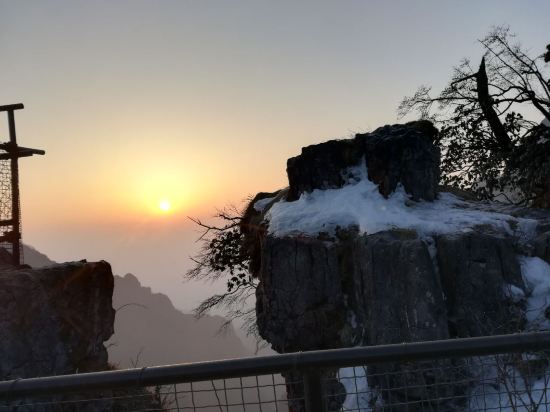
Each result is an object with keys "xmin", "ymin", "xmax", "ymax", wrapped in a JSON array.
[{"xmin": 112, "ymin": 160, "xmax": 200, "ymax": 218}]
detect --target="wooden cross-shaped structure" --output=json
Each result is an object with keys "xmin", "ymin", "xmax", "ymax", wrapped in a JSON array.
[{"xmin": 0, "ymin": 103, "xmax": 44, "ymax": 266}]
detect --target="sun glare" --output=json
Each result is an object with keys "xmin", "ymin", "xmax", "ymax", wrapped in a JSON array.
[
  {"xmin": 129, "ymin": 165, "xmax": 202, "ymax": 216},
  {"xmin": 159, "ymin": 199, "xmax": 171, "ymax": 212}
]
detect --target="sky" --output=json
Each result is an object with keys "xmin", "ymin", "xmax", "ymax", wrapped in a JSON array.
[{"xmin": 0, "ymin": 0, "xmax": 548, "ymax": 312}]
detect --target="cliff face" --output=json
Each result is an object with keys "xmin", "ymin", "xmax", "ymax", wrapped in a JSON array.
[
  {"xmin": 245, "ymin": 121, "xmax": 550, "ymax": 410},
  {"xmin": 0, "ymin": 261, "xmax": 115, "ymax": 380}
]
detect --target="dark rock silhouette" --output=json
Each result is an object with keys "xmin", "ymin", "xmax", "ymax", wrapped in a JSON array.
[
  {"xmin": 286, "ymin": 120, "xmax": 439, "ymax": 201},
  {"xmin": 256, "ymin": 235, "xmax": 346, "ymax": 353},
  {"xmin": 0, "ymin": 260, "xmax": 115, "ymax": 380},
  {"xmin": 435, "ymin": 232, "xmax": 525, "ymax": 337}
]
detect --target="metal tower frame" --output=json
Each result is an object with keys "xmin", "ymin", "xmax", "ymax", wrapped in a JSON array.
[{"xmin": 0, "ymin": 103, "xmax": 44, "ymax": 266}]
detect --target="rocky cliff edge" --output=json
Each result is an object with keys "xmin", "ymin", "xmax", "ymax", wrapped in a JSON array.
[
  {"xmin": 0, "ymin": 260, "xmax": 115, "ymax": 380},
  {"xmin": 242, "ymin": 121, "xmax": 550, "ymax": 410}
]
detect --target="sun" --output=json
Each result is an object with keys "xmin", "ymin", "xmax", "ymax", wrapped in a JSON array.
[{"xmin": 158, "ymin": 199, "xmax": 171, "ymax": 212}]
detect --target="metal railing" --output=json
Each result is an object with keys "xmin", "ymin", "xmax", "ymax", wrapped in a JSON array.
[{"xmin": 2, "ymin": 331, "xmax": 550, "ymax": 411}]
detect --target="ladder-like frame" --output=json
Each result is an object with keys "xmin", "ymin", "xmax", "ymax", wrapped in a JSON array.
[{"xmin": 0, "ymin": 103, "xmax": 44, "ymax": 265}]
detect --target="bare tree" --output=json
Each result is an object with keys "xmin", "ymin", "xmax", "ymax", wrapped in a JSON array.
[
  {"xmin": 185, "ymin": 204, "xmax": 259, "ymax": 337},
  {"xmin": 399, "ymin": 26, "xmax": 550, "ymax": 202}
]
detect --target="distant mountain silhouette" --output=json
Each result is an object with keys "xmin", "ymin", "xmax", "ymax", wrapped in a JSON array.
[
  {"xmin": 22, "ymin": 244, "xmax": 56, "ymax": 267},
  {"xmin": 108, "ymin": 273, "xmax": 250, "ymax": 368},
  {"xmin": 21, "ymin": 245, "xmax": 251, "ymax": 368}
]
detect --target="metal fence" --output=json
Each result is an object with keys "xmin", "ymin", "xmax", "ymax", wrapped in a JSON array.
[{"xmin": 2, "ymin": 331, "xmax": 550, "ymax": 411}]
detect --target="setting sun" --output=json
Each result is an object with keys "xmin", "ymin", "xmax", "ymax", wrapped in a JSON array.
[{"xmin": 159, "ymin": 199, "xmax": 171, "ymax": 212}]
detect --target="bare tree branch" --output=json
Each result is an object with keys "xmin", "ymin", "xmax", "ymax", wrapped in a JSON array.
[{"xmin": 398, "ymin": 26, "xmax": 550, "ymax": 203}]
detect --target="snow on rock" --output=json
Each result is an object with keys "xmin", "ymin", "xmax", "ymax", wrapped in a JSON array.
[
  {"xmin": 266, "ymin": 162, "xmax": 537, "ymax": 239},
  {"xmin": 338, "ymin": 366, "xmax": 382, "ymax": 411},
  {"xmin": 253, "ymin": 196, "xmax": 275, "ymax": 212},
  {"xmin": 503, "ymin": 283, "xmax": 526, "ymax": 303},
  {"xmin": 520, "ymin": 256, "xmax": 550, "ymax": 330}
]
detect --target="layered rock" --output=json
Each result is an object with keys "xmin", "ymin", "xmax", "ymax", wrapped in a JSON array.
[
  {"xmin": 256, "ymin": 236, "xmax": 346, "ymax": 353},
  {"xmin": 435, "ymin": 232, "xmax": 526, "ymax": 337},
  {"xmin": 0, "ymin": 260, "xmax": 115, "ymax": 380},
  {"xmin": 286, "ymin": 120, "xmax": 439, "ymax": 201}
]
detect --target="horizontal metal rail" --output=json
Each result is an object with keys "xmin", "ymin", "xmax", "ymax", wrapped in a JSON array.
[{"xmin": 2, "ymin": 331, "xmax": 550, "ymax": 398}]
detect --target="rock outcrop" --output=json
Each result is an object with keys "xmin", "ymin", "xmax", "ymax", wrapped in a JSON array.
[
  {"xmin": 286, "ymin": 121, "xmax": 439, "ymax": 201},
  {"xmin": 246, "ymin": 121, "xmax": 550, "ymax": 411},
  {"xmin": 435, "ymin": 232, "xmax": 526, "ymax": 337},
  {"xmin": 256, "ymin": 235, "xmax": 346, "ymax": 353},
  {"xmin": 0, "ymin": 260, "xmax": 115, "ymax": 380}
]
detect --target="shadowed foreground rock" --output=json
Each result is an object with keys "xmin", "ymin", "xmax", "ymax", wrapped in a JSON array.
[
  {"xmin": 0, "ymin": 260, "xmax": 115, "ymax": 379},
  {"xmin": 0, "ymin": 260, "xmax": 166, "ymax": 410}
]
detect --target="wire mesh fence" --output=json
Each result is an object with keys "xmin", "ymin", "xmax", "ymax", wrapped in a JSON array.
[
  {"xmin": 2, "ymin": 332, "xmax": 550, "ymax": 411},
  {"xmin": 0, "ymin": 374, "xmax": 295, "ymax": 411},
  {"xmin": 332, "ymin": 353, "xmax": 550, "ymax": 411},
  {"xmin": 0, "ymin": 156, "xmax": 14, "ymax": 256}
]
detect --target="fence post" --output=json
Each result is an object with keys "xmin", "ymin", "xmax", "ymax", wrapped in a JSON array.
[{"xmin": 303, "ymin": 368, "xmax": 326, "ymax": 412}]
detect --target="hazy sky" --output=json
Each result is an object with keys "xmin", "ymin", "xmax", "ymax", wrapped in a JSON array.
[{"xmin": 1, "ymin": 1, "xmax": 548, "ymax": 311}]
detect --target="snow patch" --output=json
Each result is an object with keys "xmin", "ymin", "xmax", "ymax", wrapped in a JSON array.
[
  {"xmin": 338, "ymin": 366, "xmax": 382, "ymax": 411},
  {"xmin": 503, "ymin": 283, "xmax": 526, "ymax": 302},
  {"xmin": 519, "ymin": 256, "xmax": 550, "ymax": 330},
  {"xmin": 253, "ymin": 196, "xmax": 276, "ymax": 212},
  {"xmin": 266, "ymin": 162, "xmax": 537, "ymax": 238}
]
